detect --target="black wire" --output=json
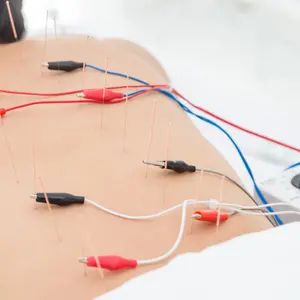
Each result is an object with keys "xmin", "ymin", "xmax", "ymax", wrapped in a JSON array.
[{"xmin": 196, "ymin": 168, "xmax": 279, "ymax": 226}]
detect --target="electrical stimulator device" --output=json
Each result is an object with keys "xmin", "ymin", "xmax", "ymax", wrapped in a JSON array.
[{"xmin": 255, "ymin": 165, "xmax": 300, "ymax": 224}]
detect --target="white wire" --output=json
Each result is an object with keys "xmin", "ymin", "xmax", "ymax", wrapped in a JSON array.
[
  {"xmin": 137, "ymin": 199, "xmax": 190, "ymax": 265},
  {"xmin": 136, "ymin": 203, "xmax": 300, "ymax": 265},
  {"xmin": 221, "ymin": 202, "xmax": 299, "ymax": 211},
  {"xmin": 86, "ymin": 198, "xmax": 300, "ymax": 220},
  {"xmin": 85, "ymin": 199, "xmax": 202, "ymax": 265},
  {"xmin": 229, "ymin": 207, "xmax": 300, "ymax": 217},
  {"xmin": 85, "ymin": 198, "xmax": 211, "ymax": 220},
  {"xmin": 85, "ymin": 197, "xmax": 300, "ymax": 266}
]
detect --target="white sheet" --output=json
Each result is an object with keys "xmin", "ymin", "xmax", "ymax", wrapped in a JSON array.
[{"xmin": 96, "ymin": 222, "xmax": 300, "ymax": 300}]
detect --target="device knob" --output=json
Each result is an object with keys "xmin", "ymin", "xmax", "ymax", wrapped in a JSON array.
[{"xmin": 291, "ymin": 174, "xmax": 300, "ymax": 189}]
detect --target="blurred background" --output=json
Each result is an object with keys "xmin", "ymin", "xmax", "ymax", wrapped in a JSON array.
[{"xmin": 22, "ymin": 0, "xmax": 300, "ymax": 191}]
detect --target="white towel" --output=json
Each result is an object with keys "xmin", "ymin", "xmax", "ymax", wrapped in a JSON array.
[{"xmin": 97, "ymin": 222, "xmax": 300, "ymax": 300}]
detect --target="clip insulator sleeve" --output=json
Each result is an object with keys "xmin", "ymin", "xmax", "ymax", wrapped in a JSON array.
[
  {"xmin": 194, "ymin": 210, "xmax": 229, "ymax": 223},
  {"xmin": 162, "ymin": 160, "xmax": 196, "ymax": 173},
  {"xmin": 86, "ymin": 256, "xmax": 138, "ymax": 271},
  {"xmin": 46, "ymin": 61, "xmax": 84, "ymax": 72},
  {"xmin": 35, "ymin": 193, "xmax": 85, "ymax": 206},
  {"xmin": 83, "ymin": 89, "xmax": 124, "ymax": 102}
]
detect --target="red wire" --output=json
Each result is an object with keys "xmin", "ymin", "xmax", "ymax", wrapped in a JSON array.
[
  {"xmin": 4, "ymin": 88, "xmax": 156, "ymax": 112},
  {"xmin": 5, "ymin": 99, "xmax": 103, "ymax": 112},
  {"xmin": 171, "ymin": 89, "xmax": 300, "ymax": 153},
  {"xmin": 0, "ymin": 84, "xmax": 168, "ymax": 97},
  {"xmin": 0, "ymin": 89, "xmax": 83, "ymax": 97},
  {"xmin": 1, "ymin": 85, "xmax": 299, "ymax": 153}
]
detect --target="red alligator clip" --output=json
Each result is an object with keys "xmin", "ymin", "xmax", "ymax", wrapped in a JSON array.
[{"xmin": 83, "ymin": 89, "xmax": 124, "ymax": 102}]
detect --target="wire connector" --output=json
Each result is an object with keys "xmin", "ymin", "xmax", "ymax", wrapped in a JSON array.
[
  {"xmin": 208, "ymin": 199, "xmax": 220, "ymax": 210},
  {"xmin": 31, "ymin": 193, "xmax": 85, "ymax": 206},
  {"xmin": 42, "ymin": 61, "xmax": 84, "ymax": 72},
  {"xmin": 78, "ymin": 255, "xmax": 138, "ymax": 271},
  {"xmin": 143, "ymin": 160, "xmax": 196, "ymax": 173}
]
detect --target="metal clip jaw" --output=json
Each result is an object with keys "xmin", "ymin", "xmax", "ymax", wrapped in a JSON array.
[
  {"xmin": 142, "ymin": 160, "xmax": 165, "ymax": 168},
  {"xmin": 78, "ymin": 257, "xmax": 88, "ymax": 264}
]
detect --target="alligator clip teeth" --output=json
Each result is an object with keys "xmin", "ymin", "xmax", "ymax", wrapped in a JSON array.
[{"xmin": 142, "ymin": 160, "xmax": 165, "ymax": 168}]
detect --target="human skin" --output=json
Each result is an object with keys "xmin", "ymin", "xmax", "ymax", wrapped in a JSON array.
[{"xmin": 0, "ymin": 36, "xmax": 272, "ymax": 299}]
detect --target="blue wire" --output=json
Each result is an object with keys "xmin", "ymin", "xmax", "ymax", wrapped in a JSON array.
[
  {"xmin": 86, "ymin": 64, "xmax": 173, "ymax": 99},
  {"xmin": 127, "ymin": 90, "xmax": 147, "ymax": 97},
  {"xmin": 286, "ymin": 162, "xmax": 300, "ymax": 170},
  {"xmin": 86, "ymin": 64, "xmax": 283, "ymax": 225}
]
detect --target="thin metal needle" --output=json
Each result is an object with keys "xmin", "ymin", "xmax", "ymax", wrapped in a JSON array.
[
  {"xmin": 162, "ymin": 122, "xmax": 172, "ymax": 208},
  {"xmin": 5, "ymin": 1, "xmax": 17, "ymax": 40},
  {"xmin": 122, "ymin": 74, "xmax": 129, "ymax": 153},
  {"xmin": 81, "ymin": 36, "xmax": 89, "ymax": 90},
  {"xmin": 145, "ymin": 100, "xmax": 157, "ymax": 178},
  {"xmin": 41, "ymin": 10, "xmax": 49, "ymax": 76},
  {"xmin": 1, "ymin": 118, "xmax": 19, "ymax": 183},
  {"xmin": 38, "ymin": 176, "xmax": 62, "ymax": 242},
  {"xmin": 100, "ymin": 56, "xmax": 109, "ymax": 129},
  {"xmin": 216, "ymin": 175, "xmax": 225, "ymax": 233},
  {"xmin": 189, "ymin": 169, "xmax": 204, "ymax": 235},
  {"xmin": 32, "ymin": 147, "xmax": 37, "ymax": 209},
  {"xmin": 164, "ymin": 122, "xmax": 171, "ymax": 169}
]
